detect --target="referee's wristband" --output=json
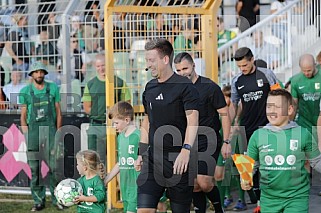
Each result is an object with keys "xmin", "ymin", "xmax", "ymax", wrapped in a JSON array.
[{"xmin": 138, "ymin": 142, "xmax": 149, "ymax": 155}]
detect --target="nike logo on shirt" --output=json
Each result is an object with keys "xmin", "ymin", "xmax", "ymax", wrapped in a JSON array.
[
  {"xmin": 299, "ymin": 86, "xmax": 305, "ymax": 89},
  {"xmin": 262, "ymin": 144, "xmax": 272, "ymax": 149},
  {"xmin": 238, "ymin": 85, "xmax": 245, "ymax": 90}
]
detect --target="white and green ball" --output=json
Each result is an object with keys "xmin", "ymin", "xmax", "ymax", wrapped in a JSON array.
[{"xmin": 54, "ymin": 178, "xmax": 83, "ymax": 207}]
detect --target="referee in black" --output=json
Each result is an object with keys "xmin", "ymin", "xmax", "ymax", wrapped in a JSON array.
[
  {"xmin": 174, "ymin": 52, "xmax": 231, "ymax": 213},
  {"xmin": 135, "ymin": 38, "xmax": 199, "ymax": 213}
]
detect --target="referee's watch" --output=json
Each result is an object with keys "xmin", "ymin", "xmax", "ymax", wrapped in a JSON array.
[
  {"xmin": 182, "ymin": 144, "xmax": 192, "ymax": 151},
  {"xmin": 223, "ymin": 140, "xmax": 231, "ymax": 144}
]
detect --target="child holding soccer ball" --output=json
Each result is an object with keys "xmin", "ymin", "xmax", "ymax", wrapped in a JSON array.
[
  {"xmin": 241, "ymin": 89, "xmax": 321, "ymax": 212},
  {"xmin": 105, "ymin": 101, "xmax": 140, "ymax": 213},
  {"xmin": 74, "ymin": 150, "xmax": 106, "ymax": 213}
]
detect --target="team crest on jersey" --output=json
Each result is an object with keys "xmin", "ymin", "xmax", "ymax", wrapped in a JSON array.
[
  {"xmin": 128, "ymin": 145, "xmax": 135, "ymax": 154},
  {"xmin": 315, "ymin": 83, "xmax": 320, "ymax": 90},
  {"xmin": 289, "ymin": 139, "xmax": 298, "ymax": 151},
  {"xmin": 257, "ymin": 79, "xmax": 263, "ymax": 87}
]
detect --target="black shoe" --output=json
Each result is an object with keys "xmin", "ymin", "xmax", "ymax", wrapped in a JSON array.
[{"xmin": 31, "ymin": 203, "xmax": 45, "ymax": 211}]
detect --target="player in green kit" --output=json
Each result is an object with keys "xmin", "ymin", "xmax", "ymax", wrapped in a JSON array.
[
  {"xmin": 241, "ymin": 89, "xmax": 321, "ymax": 213},
  {"xmin": 105, "ymin": 101, "xmax": 140, "ymax": 213},
  {"xmin": 291, "ymin": 54, "xmax": 321, "ymax": 136}
]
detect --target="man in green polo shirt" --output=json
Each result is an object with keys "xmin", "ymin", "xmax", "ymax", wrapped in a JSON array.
[{"xmin": 82, "ymin": 54, "xmax": 131, "ymax": 165}]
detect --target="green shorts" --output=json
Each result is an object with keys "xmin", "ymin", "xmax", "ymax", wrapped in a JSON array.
[{"xmin": 261, "ymin": 195, "xmax": 309, "ymax": 213}]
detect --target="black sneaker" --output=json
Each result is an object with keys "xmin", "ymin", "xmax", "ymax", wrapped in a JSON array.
[{"xmin": 31, "ymin": 203, "xmax": 45, "ymax": 211}]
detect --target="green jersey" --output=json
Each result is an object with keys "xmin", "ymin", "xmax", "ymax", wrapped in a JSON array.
[
  {"xmin": 19, "ymin": 81, "xmax": 60, "ymax": 124},
  {"xmin": 118, "ymin": 128, "xmax": 140, "ymax": 212},
  {"xmin": 77, "ymin": 175, "xmax": 106, "ymax": 213},
  {"xmin": 291, "ymin": 69, "xmax": 321, "ymax": 131},
  {"xmin": 82, "ymin": 76, "xmax": 131, "ymax": 121},
  {"xmin": 248, "ymin": 122, "xmax": 320, "ymax": 199}
]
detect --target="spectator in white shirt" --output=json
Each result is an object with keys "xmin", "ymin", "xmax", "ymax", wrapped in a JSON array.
[{"xmin": 3, "ymin": 69, "xmax": 26, "ymax": 108}]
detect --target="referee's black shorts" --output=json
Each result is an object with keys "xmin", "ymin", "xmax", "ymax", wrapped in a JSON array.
[
  {"xmin": 197, "ymin": 138, "xmax": 222, "ymax": 176},
  {"xmin": 137, "ymin": 152, "xmax": 197, "ymax": 208}
]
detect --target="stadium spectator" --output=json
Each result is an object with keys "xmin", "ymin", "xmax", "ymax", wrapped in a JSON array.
[
  {"xmin": 82, "ymin": 54, "xmax": 131, "ymax": 165},
  {"xmin": 5, "ymin": 13, "xmax": 30, "ymax": 74},
  {"xmin": 35, "ymin": 27, "xmax": 58, "ymax": 66},
  {"xmin": 148, "ymin": 14, "xmax": 171, "ymax": 41},
  {"xmin": 251, "ymin": 31, "xmax": 280, "ymax": 69},
  {"xmin": 3, "ymin": 69, "xmax": 26, "ymax": 108},
  {"xmin": 70, "ymin": 15, "xmax": 85, "ymax": 51},
  {"xmin": 174, "ymin": 19, "xmax": 194, "ymax": 53},
  {"xmin": 57, "ymin": 34, "xmax": 85, "ymax": 82},
  {"xmin": 47, "ymin": 12, "xmax": 60, "ymax": 42},
  {"xmin": 217, "ymin": 17, "xmax": 237, "ymax": 48},
  {"xmin": 270, "ymin": 0, "xmax": 288, "ymax": 43},
  {"xmin": 236, "ymin": 0, "xmax": 260, "ymax": 32}
]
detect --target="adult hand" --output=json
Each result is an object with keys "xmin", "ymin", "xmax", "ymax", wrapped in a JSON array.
[
  {"xmin": 240, "ymin": 179, "xmax": 252, "ymax": 191},
  {"xmin": 134, "ymin": 155, "xmax": 143, "ymax": 172},
  {"xmin": 173, "ymin": 149, "xmax": 190, "ymax": 175},
  {"xmin": 221, "ymin": 143, "xmax": 232, "ymax": 159}
]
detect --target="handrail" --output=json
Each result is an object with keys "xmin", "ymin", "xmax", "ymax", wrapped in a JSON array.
[{"xmin": 218, "ymin": 0, "xmax": 299, "ymax": 53}]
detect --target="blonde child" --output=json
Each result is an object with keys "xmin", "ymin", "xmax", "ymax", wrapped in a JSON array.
[
  {"xmin": 105, "ymin": 101, "xmax": 140, "ymax": 213},
  {"xmin": 74, "ymin": 150, "xmax": 106, "ymax": 213}
]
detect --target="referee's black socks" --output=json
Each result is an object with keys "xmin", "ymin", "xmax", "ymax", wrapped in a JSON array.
[
  {"xmin": 205, "ymin": 186, "xmax": 225, "ymax": 213},
  {"xmin": 192, "ymin": 191, "xmax": 207, "ymax": 213}
]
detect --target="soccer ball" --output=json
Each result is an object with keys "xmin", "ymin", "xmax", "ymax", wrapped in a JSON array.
[{"xmin": 54, "ymin": 178, "xmax": 83, "ymax": 207}]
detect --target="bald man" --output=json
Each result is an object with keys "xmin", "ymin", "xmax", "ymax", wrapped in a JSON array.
[
  {"xmin": 291, "ymin": 54, "xmax": 321, "ymax": 140},
  {"xmin": 82, "ymin": 54, "xmax": 131, "ymax": 165}
]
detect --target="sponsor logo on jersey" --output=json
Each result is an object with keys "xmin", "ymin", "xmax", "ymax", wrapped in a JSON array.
[
  {"xmin": 302, "ymin": 93, "xmax": 320, "ymax": 101},
  {"xmin": 257, "ymin": 79, "xmax": 263, "ymax": 87},
  {"xmin": 265, "ymin": 155, "xmax": 273, "ymax": 165},
  {"xmin": 315, "ymin": 83, "xmax": 320, "ymax": 90},
  {"xmin": 243, "ymin": 90, "xmax": 263, "ymax": 102},
  {"xmin": 127, "ymin": 157, "xmax": 134, "ymax": 165},
  {"xmin": 286, "ymin": 155, "xmax": 296, "ymax": 165},
  {"xmin": 298, "ymin": 86, "xmax": 305, "ymax": 89},
  {"xmin": 238, "ymin": 85, "xmax": 244, "ymax": 90},
  {"xmin": 290, "ymin": 139, "xmax": 298, "ymax": 151},
  {"xmin": 274, "ymin": 155, "xmax": 285, "ymax": 165},
  {"xmin": 120, "ymin": 157, "xmax": 126, "ymax": 165}
]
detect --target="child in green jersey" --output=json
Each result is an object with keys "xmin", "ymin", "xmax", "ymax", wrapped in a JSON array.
[
  {"xmin": 105, "ymin": 101, "xmax": 140, "ymax": 213},
  {"xmin": 74, "ymin": 150, "xmax": 106, "ymax": 213},
  {"xmin": 241, "ymin": 89, "xmax": 321, "ymax": 213}
]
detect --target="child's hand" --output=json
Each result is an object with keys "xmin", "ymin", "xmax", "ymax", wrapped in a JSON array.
[
  {"xmin": 73, "ymin": 192, "xmax": 85, "ymax": 204},
  {"xmin": 240, "ymin": 179, "xmax": 252, "ymax": 191},
  {"xmin": 135, "ymin": 155, "xmax": 143, "ymax": 171}
]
